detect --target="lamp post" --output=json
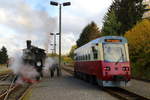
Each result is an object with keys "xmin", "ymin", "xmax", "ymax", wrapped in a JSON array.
[
  {"xmin": 50, "ymin": 33, "xmax": 57, "ymax": 54},
  {"xmin": 50, "ymin": 1, "xmax": 71, "ymax": 76}
]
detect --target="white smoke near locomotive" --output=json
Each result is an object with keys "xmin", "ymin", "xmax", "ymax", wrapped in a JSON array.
[
  {"xmin": 10, "ymin": 40, "xmax": 47, "ymax": 83},
  {"xmin": 22, "ymin": 40, "xmax": 46, "ymax": 80}
]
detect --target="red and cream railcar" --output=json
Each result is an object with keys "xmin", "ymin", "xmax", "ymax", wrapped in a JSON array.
[{"xmin": 74, "ymin": 36, "xmax": 131, "ymax": 87}]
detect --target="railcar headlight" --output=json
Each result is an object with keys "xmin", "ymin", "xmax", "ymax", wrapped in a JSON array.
[
  {"xmin": 126, "ymin": 67, "xmax": 129, "ymax": 71},
  {"xmin": 104, "ymin": 66, "xmax": 111, "ymax": 71},
  {"xmin": 122, "ymin": 67, "xmax": 126, "ymax": 71},
  {"xmin": 122, "ymin": 67, "xmax": 129, "ymax": 71}
]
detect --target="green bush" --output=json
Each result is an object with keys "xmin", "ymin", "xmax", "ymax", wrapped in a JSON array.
[{"xmin": 125, "ymin": 19, "xmax": 150, "ymax": 80}]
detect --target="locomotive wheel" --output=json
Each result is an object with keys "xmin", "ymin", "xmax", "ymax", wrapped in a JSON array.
[{"xmin": 36, "ymin": 76, "xmax": 40, "ymax": 81}]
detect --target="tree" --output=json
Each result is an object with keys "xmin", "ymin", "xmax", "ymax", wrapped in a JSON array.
[
  {"xmin": 102, "ymin": 10, "xmax": 121, "ymax": 35},
  {"xmin": 68, "ymin": 45, "xmax": 77, "ymax": 60},
  {"xmin": 62, "ymin": 55, "xmax": 73, "ymax": 64},
  {"xmin": 102, "ymin": 0, "xmax": 146, "ymax": 35},
  {"xmin": 76, "ymin": 21, "xmax": 101, "ymax": 47},
  {"xmin": 125, "ymin": 19, "xmax": 150, "ymax": 79},
  {"xmin": 0, "ymin": 46, "xmax": 9, "ymax": 64},
  {"xmin": 0, "ymin": 51, "xmax": 3, "ymax": 64}
]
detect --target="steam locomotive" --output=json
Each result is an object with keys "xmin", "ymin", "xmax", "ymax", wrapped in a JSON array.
[{"xmin": 22, "ymin": 40, "xmax": 46, "ymax": 80}]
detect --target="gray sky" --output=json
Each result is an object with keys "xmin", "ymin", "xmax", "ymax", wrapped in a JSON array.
[{"xmin": 0, "ymin": 0, "xmax": 112, "ymax": 56}]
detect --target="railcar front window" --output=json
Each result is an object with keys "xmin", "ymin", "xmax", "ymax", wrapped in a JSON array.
[{"xmin": 103, "ymin": 44, "xmax": 127, "ymax": 62}]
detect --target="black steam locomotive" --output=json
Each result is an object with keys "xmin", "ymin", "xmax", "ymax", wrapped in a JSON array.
[{"xmin": 22, "ymin": 40, "xmax": 46, "ymax": 80}]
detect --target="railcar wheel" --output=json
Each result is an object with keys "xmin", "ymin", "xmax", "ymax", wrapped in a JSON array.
[
  {"xmin": 96, "ymin": 78, "xmax": 104, "ymax": 88},
  {"xmin": 85, "ymin": 74, "xmax": 90, "ymax": 82},
  {"xmin": 78, "ymin": 72, "xmax": 83, "ymax": 79},
  {"xmin": 83, "ymin": 73, "xmax": 87, "ymax": 81},
  {"xmin": 74, "ymin": 71, "xmax": 77, "ymax": 78},
  {"xmin": 82, "ymin": 73, "xmax": 86, "ymax": 80},
  {"xmin": 89, "ymin": 76, "xmax": 94, "ymax": 84},
  {"xmin": 92, "ymin": 76, "xmax": 98, "ymax": 85}
]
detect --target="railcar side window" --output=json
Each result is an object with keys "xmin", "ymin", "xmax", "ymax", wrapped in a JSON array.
[
  {"xmin": 92, "ymin": 46, "xmax": 98, "ymax": 60},
  {"xmin": 83, "ymin": 55, "xmax": 85, "ymax": 60},
  {"xmin": 86, "ymin": 55, "xmax": 88, "ymax": 60},
  {"xmin": 88, "ymin": 54, "xmax": 90, "ymax": 60},
  {"xmin": 93, "ymin": 51, "xmax": 98, "ymax": 60}
]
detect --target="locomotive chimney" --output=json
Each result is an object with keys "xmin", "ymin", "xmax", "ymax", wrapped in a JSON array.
[{"xmin": 26, "ymin": 40, "xmax": 31, "ymax": 49}]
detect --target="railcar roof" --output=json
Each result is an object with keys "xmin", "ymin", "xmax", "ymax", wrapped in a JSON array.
[
  {"xmin": 75, "ymin": 36, "xmax": 127, "ymax": 52},
  {"xmin": 91, "ymin": 36, "xmax": 127, "ymax": 44}
]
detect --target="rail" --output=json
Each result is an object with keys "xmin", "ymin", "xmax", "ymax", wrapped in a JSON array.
[{"xmin": 0, "ymin": 74, "xmax": 32, "ymax": 100}]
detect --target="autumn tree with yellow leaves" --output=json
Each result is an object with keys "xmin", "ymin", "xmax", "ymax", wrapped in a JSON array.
[{"xmin": 125, "ymin": 19, "xmax": 150, "ymax": 79}]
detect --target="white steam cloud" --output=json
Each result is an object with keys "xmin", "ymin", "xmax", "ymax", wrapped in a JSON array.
[
  {"xmin": 44, "ymin": 57, "xmax": 58, "ymax": 70},
  {"xmin": 9, "ymin": 50, "xmax": 59, "ymax": 84},
  {"xmin": 0, "ymin": 0, "xmax": 56, "ymax": 55},
  {"xmin": 9, "ymin": 51, "xmax": 39, "ymax": 84}
]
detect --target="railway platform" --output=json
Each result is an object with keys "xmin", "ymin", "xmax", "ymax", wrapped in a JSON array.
[
  {"xmin": 64, "ymin": 66, "xmax": 150, "ymax": 100},
  {"xmin": 123, "ymin": 79, "xmax": 150, "ymax": 99},
  {"xmin": 27, "ymin": 70, "xmax": 119, "ymax": 100}
]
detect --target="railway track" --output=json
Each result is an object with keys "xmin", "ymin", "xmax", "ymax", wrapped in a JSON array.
[
  {"xmin": 0, "ymin": 74, "xmax": 12, "ymax": 81},
  {"xmin": 0, "ymin": 73, "xmax": 32, "ymax": 100},
  {"xmin": 62, "ymin": 66, "xmax": 150, "ymax": 100},
  {"xmin": 103, "ymin": 87, "xmax": 149, "ymax": 100},
  {"xmin": 0, "ymin": 83, "xmax": 31, "ymax": 100}
]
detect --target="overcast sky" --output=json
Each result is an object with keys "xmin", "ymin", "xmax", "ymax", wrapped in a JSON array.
[{"xmin": 0, "ymin": 0, "xmax": 112, "ymax": 56}]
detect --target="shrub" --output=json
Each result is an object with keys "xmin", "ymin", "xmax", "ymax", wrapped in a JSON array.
[{"xmin": 125, "ymin": 19, "xmax": 150, "ymax": 79}]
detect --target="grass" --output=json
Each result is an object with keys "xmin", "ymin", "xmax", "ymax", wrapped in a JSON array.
[{"xmin": 0, "ymin": 65, "xmax": 12, "ymax": 75}]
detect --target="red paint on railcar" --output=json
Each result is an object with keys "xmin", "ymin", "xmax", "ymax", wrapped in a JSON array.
[{"xmin": 74, "ymin": 60, "xmax": 131, "ymax": 81}]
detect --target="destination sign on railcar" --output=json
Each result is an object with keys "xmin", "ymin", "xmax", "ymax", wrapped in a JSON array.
[{"xmin": 105, "ymin": 39, "xmax": 122, "ymax": 42}]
